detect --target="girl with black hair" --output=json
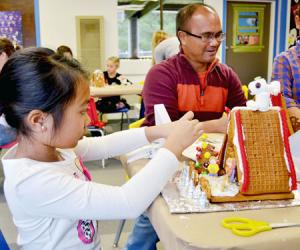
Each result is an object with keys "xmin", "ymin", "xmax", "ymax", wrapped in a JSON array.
[{"xmin": 0, "ymin": 47, "xmax": 203, "ymax": 249}]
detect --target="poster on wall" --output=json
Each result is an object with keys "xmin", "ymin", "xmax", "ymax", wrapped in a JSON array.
[
  {"xmin": 0, "ymin": 11, "xmax": 23, "ymax": 46},
  {"xmin": 289, "ymin": 0, "xmax": 300, "ymax": 48}
]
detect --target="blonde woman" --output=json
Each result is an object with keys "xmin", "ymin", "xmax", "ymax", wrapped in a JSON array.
[{"xmin": 151, "ymin": 30, "xmax": 168, "ymax": 64}]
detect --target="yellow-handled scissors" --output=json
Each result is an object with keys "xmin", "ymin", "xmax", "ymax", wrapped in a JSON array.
[{"xmin": 222, "ymin": 217, "xmax": 300, "ymax": 237}]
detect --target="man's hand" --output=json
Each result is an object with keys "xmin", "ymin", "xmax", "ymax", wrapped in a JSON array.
[
  {"xmin": 288, "ymin": 107, "xmax": 300, "ymax": 131},
  {"xmin": 199, "ymin": 115, "xmax": 228, "ymax": 133}
]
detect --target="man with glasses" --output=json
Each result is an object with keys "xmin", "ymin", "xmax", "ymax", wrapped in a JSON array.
[
  {"xmin": 125, "ymin": 3, "xmax": 246, "ymax": 250},
  {"xmin": 141, "ymin": 3, "xmax": 246, "ymax": 131}
]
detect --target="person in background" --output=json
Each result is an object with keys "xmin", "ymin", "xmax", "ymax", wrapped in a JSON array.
[
  {"xmin": 0, "ymin": 47, "xmax": 204, "ymax": 250},
  {"xmin": 272, "ymin": 3, "xmax": 300, "ymax": 131},
  {"xmin": 125, "ymin": 3, "xmax": 246, "ymax": 250},
  {"xmin": 96, "ymin": 56, "xmax": 132, "ymax": 113},
  {"xmin": 0, "ymin": 37, "xmax": 16, "ymax": 146},
  {"xmin": 154, "ymin": 36, "xmax": 180, "ymax": 64},
  {"xmin": 151, "ymin": 30, "xmax": 168, "ymax": 64},
  {"xmin": 0, "ymin": 38, "xmax": 15, "ymax": 71},
  {"xmin": 57, "ymin": 45, "xmax": 73, "ymax": 59},
  {"xmin": 138, "ymin": 31, "xmax": 173, "ymax": 119}
]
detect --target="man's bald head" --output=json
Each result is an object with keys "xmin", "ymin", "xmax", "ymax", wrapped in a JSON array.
[{"xmin": 176, "ymin": 3, "xmax": 219, "ymax": 33}]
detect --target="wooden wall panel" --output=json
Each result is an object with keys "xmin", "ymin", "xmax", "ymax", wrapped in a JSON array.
[{"xmin": 0, "ymin": 0, "xmax": 36, "ymax": 47}]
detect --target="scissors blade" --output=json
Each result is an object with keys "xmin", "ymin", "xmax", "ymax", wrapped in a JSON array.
[{"xmin": 270, "ymin": 223, "xmax": 300, "ymax": 229}]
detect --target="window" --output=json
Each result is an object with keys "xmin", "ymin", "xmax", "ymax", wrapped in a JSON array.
[
  {"xmin": 138, "ymin": 11, "xmax": 177, "ymax": 57},
  {"xmin": 232, "ymin": 4, "xmax": 265, "ymax": 52},
  {"xmin": 118, "ymin": 11, "xmax": 130, "ymax": 58},
  {"xmin": 118, "ymin": 10, "xmax": 177, "ymax": 58}
]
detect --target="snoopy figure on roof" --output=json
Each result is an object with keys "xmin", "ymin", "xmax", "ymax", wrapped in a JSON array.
[{"xmin": 246, "ymin": 77, "xmax": 281, "ymax": 112}]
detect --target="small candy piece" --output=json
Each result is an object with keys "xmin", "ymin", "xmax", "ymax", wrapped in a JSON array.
[
  {"xmin": 201, "ymin": 169, "xmax": 208, "ymax": 175},
  {"xmin": 196, "ymin": 153, "xmax": 202, "ymax": 159},
  {"xmin": 195, "ymin": 162, "xmax": 201, "ymax": 168},
  {"xmin": 202, "ymin": 142, "xmax": 208, "ymax": 149},
  {"xmin": 209, "ymin": 157, "xmax": 217, "ymax": 164},
  {"xmin": 203, "ymin": 162, "xmax": 209, "ymax": 168},
  {"xmin": 208, "ymin": 163, "xmax": 219, "ymax": 175},
  {"xmin": 196, "ymin": 146, "xmax": 202, "ymax": 152},
  {"xmin": 200, "ymin": 133, "xmax": 208, "ymax": 140},
  {"xmin": 204, "ymin": 152, "xmax": 211, "ymax": 159}
]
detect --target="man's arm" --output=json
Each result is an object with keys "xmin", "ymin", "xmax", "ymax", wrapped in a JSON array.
[
  {"xmin": 226, "ymin": 67, "xmax": 247, "ymax": 109},
  {"xmin": 142, "ymin": 65, "xmax": 179, "ymax": 126},
  {"xmin": 271, "ymin": 55, "xmax": 298, "ymax": 108},
  {"xmin": 199, "ymin": 66, "xmax": 245, "ymax": 134},
  {"xmin": 199, "ymin": 115, "xmax": 228, "ymax": 133}
]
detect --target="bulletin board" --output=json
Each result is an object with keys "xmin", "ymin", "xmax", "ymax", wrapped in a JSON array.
[
  {"xmin": 232, "ymin": 4, "xmax": 265, "ymax": 52},
  {"xmin": 288, "ymin": 0, "xmax": 300, "ymax": 48},
  {"xmin": 0, "ymin": 11, "xmax": 23, "ymax": 45}
]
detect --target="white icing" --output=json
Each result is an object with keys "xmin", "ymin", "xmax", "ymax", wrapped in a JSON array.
[
  {"xmin": 233, "ymin": 112, "xmax": 244, "ymax": 183},
  {"xmin": 277, "ymin": 111, "xmax": 293, "ymax": 188},
  {"xmin": 231, "ymin": 106, "xmax": 281, "ymax": 112},
  {"xmin": 204, "ymin": 175, "xmax": 239, "ymax": 197}
]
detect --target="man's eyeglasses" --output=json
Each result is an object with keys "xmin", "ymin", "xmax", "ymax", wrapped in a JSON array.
[{"xmin": 180, "ymin": 30, "xmax": 226, "ymax": 43}]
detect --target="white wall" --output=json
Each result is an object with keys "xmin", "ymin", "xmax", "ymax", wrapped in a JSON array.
[
  {"xmin": 119, "ymin": 59, "xmax": 152, "ymax": 83},
  {"xmin": 38, "ymin": 0, "xmax": 118, "ymax": 60},
  {"xmin": 204, "ymin": 0, "xmax": 224, "ymax": 61},
  {"xmin": 38, "ymin": 0, "xmax": 148, "ymax": 120}
]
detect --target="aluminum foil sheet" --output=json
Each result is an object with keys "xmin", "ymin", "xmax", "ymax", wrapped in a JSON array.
[{"xmin": 161, "ymin": 171, "xmax": 300, "ymax": 214}]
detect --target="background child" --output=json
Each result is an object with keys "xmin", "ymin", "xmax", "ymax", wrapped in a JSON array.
[
  {"xmin": 0, "ymin": 47, "xmax": 203, "ymax": 249},
  {"xmin": 96, "ymin": 56, "xmax": 132, "ymax": 113},
  {"xmin": 0, "ymin": 37, "xmax": 16, "ymax": 146}
]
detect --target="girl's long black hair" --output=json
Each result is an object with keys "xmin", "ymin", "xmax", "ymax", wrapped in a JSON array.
[{"xmin": 0, "ymin": 47, "xmax": 89, "ymax": 136}]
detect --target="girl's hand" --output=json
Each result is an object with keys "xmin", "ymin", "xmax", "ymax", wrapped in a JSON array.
[
  {"xmin": 118, "ymin": 75, "xmax": 126, "ymax": 81},
  {"xmin": 118, "ymin": 75, "xmax": 127, "ymax": 84},
  {"xmin": 163, "ymin": 112, "xmax": 203, "ymax": 158},
  {"xmin": 145, "ymin": 111, "xmax": 203, "ymax": 158}
]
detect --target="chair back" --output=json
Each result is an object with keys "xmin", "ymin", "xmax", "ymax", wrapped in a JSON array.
[
  {"xmin": 87, "ymin": 97, "xmax": 105, "ymax": 128},
  {"xmin": 0, "ymin": 141, "xmax": 17, "ymax": 149},
  {"xmin": 0, "ymin": 230, "xmax": 10, "ymax": 250},
  {"xmin": 129, "ymin": 118, "xmax": 145, "ymax": 129},
  {"xmin": 242, "ymin": 85, "xmax": 248, "ymax": 100}
]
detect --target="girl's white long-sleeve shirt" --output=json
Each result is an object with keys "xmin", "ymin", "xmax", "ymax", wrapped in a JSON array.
[{"xmin": 2, "ymin": 128, "xmax": 178, "ymax": 250}]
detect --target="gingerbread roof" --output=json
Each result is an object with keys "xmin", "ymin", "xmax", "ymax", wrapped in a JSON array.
[{"xmin": 227, "ymin": 109, "xmax": 297, "ymax": 195}]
